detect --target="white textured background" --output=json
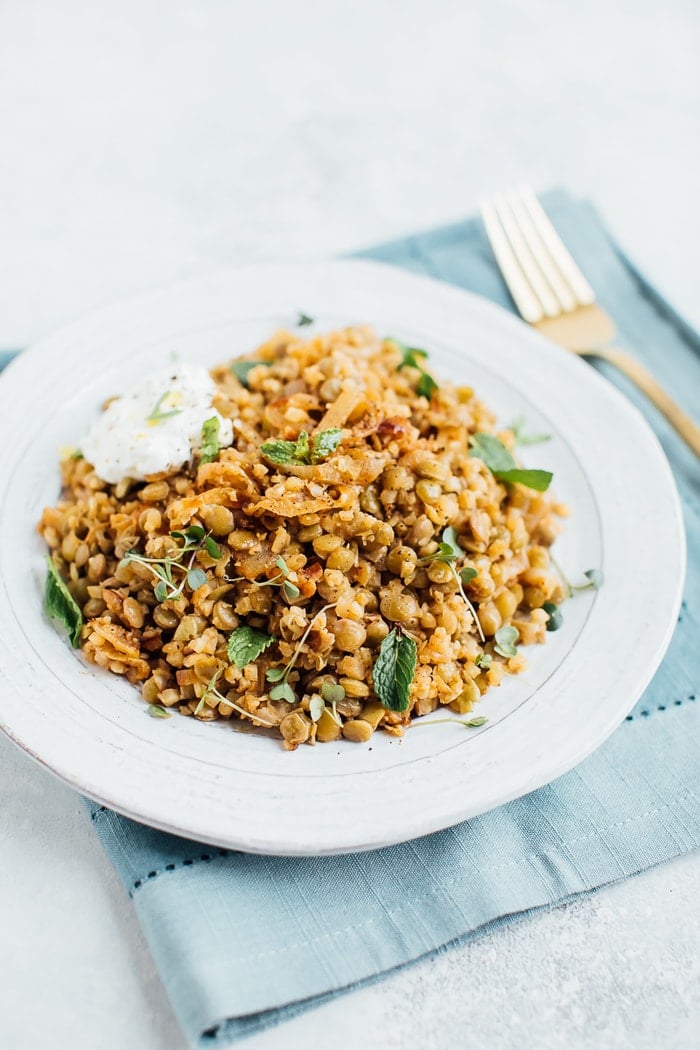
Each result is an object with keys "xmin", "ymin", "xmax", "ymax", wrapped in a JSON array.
[{"xmin": 0, "ymin": 1, "xmax": 698, "ymax": 1048}]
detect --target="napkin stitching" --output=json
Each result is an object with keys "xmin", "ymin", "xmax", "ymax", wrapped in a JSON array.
[
  {"xmin": 85, "ymin": 694, "xmax": 698, "ymax": 886},
  {"xmin": 121, "ymin": 788, "xmax": 697, "ymax": 900}
]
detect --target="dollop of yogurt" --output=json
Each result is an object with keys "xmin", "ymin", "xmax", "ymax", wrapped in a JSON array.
[{"xmin": 81, "ymin": 364, "xmax": 234, "ymax": 484}]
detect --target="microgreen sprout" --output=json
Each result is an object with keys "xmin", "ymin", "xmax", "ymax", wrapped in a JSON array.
[
  {"xmin": 551, "ymin": 556, "xmax": 604, "ymax": 600},
  {"xmin": 297, "ymin": 312, "xmax": 314, "ymax": 327},
  {"xmin": 418, "ymin": 526, "xmax": 485, "ymax": 642},
  {"xmin": 414, "ymin": 715, "xmax": 488, "ymax": 729},
  {"xmin": 147, "ymin": 704, "xmax": 171, "ymax": 719},
  {"xmin": 120, "ymin": 525, "xmax": 222, "ymax": 603},
  {"xmin": 146, "ymin": 390, "xmax": 183, "ymax": 424},
  {"xmin": 509, "ymin": 415, "xmax": 551, "ymax": 446},
  {"xmin": 542, "ymin": 601, "xmax": 563, "ymax": 631},
  {"xmin": 475, "ymin": 652, "xmax": 492, "ymax": 670},
  {"xmin": 254, "ymin": 557, "xmax": 301, "ymax": 601},
  {"xmin": 493, "ymin": 624, "xmax": 519, "ymax": 659},
  {"xmin": 264, "ymin": 603, "xmax": 337, "ymax": 706},
  {"xmin": 194, "ymin": 668, "xmax": 276, "ymax": 726},
  {"xmin": 226, "ymin": 556, "xmax": 301, "ymax": 602},
  {"xmin": 391, "ymin": 338, "xmax": 439, "ymax": 399},
  {"xmin": 309, "ymin": 681, "xmax": 345, "ymax": 725}
]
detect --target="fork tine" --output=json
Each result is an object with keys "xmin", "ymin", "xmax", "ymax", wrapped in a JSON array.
[
  {"xmin": 517, "ymin": 186, "xmax": 596, "ymax": 306},
  {"xmin": 479, "ymin": 198, "xmax": 544, "ymax": 323},
  {"xmin": 505, "ymin": 189, "xmax": 577, "ymax": 312},
  {"xmin": 490, "ymin": 193, "xmax": 561, "ymax": 318}
]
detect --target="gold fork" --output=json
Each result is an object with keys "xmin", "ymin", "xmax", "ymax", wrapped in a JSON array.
[{"xmin": 480, "ymin": 186, "xmax": 700, "ymax": 457}]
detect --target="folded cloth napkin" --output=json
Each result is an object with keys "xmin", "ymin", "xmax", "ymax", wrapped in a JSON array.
[{"xmin": 12, "ymin": 189, "xmax": 699, "ymax": 1046}]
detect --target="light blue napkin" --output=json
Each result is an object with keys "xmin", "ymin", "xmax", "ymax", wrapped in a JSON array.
[{"xmin": 11, "ymin": 190, "xmax": 700, "ymax": 1046}]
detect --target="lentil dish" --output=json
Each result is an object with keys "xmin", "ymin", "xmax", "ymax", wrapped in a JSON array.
[{"xmin": 39, "ymin": 326, "xmax": 567, "ymax": 750}]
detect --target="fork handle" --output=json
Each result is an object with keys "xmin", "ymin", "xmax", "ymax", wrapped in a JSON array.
[{"xmin": 584, "ymin": 345, "xmax": 700, "ymax": 458}]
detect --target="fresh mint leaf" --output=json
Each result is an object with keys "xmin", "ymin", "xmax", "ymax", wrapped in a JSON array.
[
  {"xmin": 493, "ymin": 624, "xmax": 519, "ymax": 659},
  {"xmin": 200, "ymin": 416, "xmax": 221, "ymax": 465},
  {"xmin": 469, "ymin": 432, "xmax": 517, "ymax": 473},
  {"xmin": 470, "ymin": 432, "xmax": 552, "ymax": 492},
  {"xmin": 45, "ymin": 556, "xmax": 84, "ymax": 648},
  {"xmin": 416, "ymin": 371, "xmax": 438, "ymax": 399},
  {"xmin": 261, "ymin": 428, "xmax": 342, "ymax": 467},
  {"xmin": 295, "ymin": 430, "xmax": 310, "ymax": 462},
  {"xmin": 494, "ymin": 468, "xmax": 553, "ymax": 491},
  {"xmin": 230, "ymin": 359, "xmax": 271, "ymax": 387},
  {"xmin": 311, "ymin": 428, "xmax": 343, "ymax": 462},
  {"xmin": 227, "ymin": 625, "xmax": 277, "ymax": 669},
  {"xmin": 373, "ymin": 627, "xmax": 417, "ymax": 712},
  {"xmin": 259, "ymin": 438, "xmax": 299, "ymax": 465}
]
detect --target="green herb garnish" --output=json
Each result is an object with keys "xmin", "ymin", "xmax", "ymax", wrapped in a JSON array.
[
  {"xmin": 321, "ymin": 681, "xmax": 345, "ymax": 704},
  {"xmin": 551, "ymin": 557, "xmax": 604, "ymax": 600},
  {"xmin": 227, "ymin": 625, "xmax": 277, "ymax": 669},
  {"xmin": 475, "ymin": 652, "xmax": 492, "ymax": 669},
  {"xmin": 226, "ymin": 555, "xmax": 300, "ymax": 601},
  {"xmin": 493, "ymin": 624, "xmax": 519, "ymax": 659},
  {"xmin": 418, "ymin": 526, "xmax": 485, "ymax": 642},
  {"xmin": 542, "ymin": 602, "xmax": 563, "ymax": 631},
  {"xmin": 45, "ymin": 556, "xmax": 84, "ymax": 648},
  {"xmin": 121, "ymin": 526, "xmax": 222, "ymax": 602},
  {"xmin": 230, "ymin": 358, "xmax": 272, "ymax": 387},
  {"xmin": 309, "ymin": 683, "xmax": 345, "ymax": 726},
  {"xmin": 194, "ymin": 668, "xmax": 276, "ymax": 726},
  {"xmin": 264, "ymin": 603, "xmax": 338, "ymax": 706},
  {"xmin": 297, "ymin": 312, "xmax": 314, "ymax": 327},
  {"xmin": 509, "ymin": 416, "xmax": 551, "ymax": 446},
  {"xmin": 260, "ymin": 428, "xmax": 343, "ymax": 467},
  {"xmin": 199, "ymin": 416, "xmax": 221, "ymax": 465},
  {"xmin": 392, "ymin": 338, "xmax": 439, "ymax": 400},
  {"xmin": 372, "ymin": 627, "xmax": 417, "ymax": 712},
  {"xmin": 265, "ymin": 557, "xmax": 300, "ymax": 600},
  {"xmin": 146, "ymin": 390, "xmax": 183, "ymax": 424},
  {"xmin": 147, "ymin": 704, "xmax": 172, "ymax": 719},
  {"xmin": 415, "ymin": 715, "xmax": 488, "ymax": 729},
  {"xmin": 581, "ymin": 568, "xmax": 604, "ymax": 590},
  {"xmin": 469, "ymin": 432, "xmax": 552, "ymax": 492}
]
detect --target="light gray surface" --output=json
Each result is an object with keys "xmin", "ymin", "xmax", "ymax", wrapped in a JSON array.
[{"xmin": 0, "ymin": 1, "xmax": 698, "ymax": 1048}]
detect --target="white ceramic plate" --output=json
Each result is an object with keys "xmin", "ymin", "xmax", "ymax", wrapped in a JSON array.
[{"xmin": 0, "ymin": 261, "xmax": 685, "ymax": 855}]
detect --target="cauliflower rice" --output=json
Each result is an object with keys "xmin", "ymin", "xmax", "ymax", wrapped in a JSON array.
[{"xmin": 38, "ymin": 326, "xmax": 567, "ymax": 750}]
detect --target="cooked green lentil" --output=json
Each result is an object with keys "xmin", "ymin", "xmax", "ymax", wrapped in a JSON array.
[{"xmin": 39, "ymin": 326, "xmax": 567, "ymax": 749}]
